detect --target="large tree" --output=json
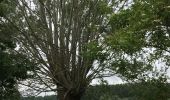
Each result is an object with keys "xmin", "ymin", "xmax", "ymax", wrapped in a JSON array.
[{"xmin": 2, "ymin": 0, "xmax": 128, "ymax": 100}]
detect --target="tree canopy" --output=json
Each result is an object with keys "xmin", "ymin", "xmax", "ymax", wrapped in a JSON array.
[{"xmin": 105, "ymin": 0, "xmax": 170, "ymax": 82}]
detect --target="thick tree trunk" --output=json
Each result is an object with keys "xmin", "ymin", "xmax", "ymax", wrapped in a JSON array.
[
  {"xmin": 65, "ymin": 94, "xmax": 82, "ymax": 100},
  {"xmin": 57, "ymin": 91, "xmax": 82, "ymax": 100},
  {"xmin": 57, "ymin": 86, "xmax": 85, "ymax": 100}
]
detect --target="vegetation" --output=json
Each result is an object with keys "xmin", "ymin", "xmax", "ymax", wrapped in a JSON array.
[
  {"xmin": 106, "ymin": 0, "xmax": 170, "ymax": 82},
  {"xmin": 21, "ymin": 83, "xmax": 170, "ymax": 100},
  {"xmin": 0, "ymin": 0, "xmax": 35, "ymax": 99},
  {"xmin": 0, "ymin": 0, "xmax": 169, "ymax": 100},
  {"xmin": 21, "ymin": 95, "xmax": 57, "ymax": 100},
  {"xmin": 1, "ymin": 0, "xmax": 125, "ymax": 100}
]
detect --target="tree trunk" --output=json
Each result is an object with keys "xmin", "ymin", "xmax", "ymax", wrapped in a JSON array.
[
  {"xmin": 57, "ymin": 86, "xmax": 84, "ymax": 100},
  {"xmin": 65, "ymin": 94, "xmax": 82, "ymax": 100},
  {"xmin": 57, "ymin": 91, "xmax": 82, "ymax": 100}
]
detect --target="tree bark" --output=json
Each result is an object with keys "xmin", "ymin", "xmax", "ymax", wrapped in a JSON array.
[
  {"xmin": 57, "ymin": 85, "xmax": 85, "ymax": 100},
  {"xmin": 57, "ymin": 88, "xmax": 82, "ymax": 100}
]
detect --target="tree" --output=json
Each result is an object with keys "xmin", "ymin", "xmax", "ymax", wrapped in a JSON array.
[
  {"xmin": 2, "ymin": 0, "xmax": 128, "ymax": 100},
  {"xmin": 0, "ymin": 0, "xmax": 35, "ymax": 99},
  {"xmin": 0, "ymin": 22, "xmax": 33, "ymax": 99},
  {"xmin": 102, "ymin": 0, "xmax": 170, "ymax": 99},
  {"xmin": 106, "ymin": 0, "xmax": 170, "ymax": 82}
]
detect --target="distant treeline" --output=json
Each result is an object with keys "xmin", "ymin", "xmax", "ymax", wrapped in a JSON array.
[
  {"xmin": 21, "ymin": 95, "xmax": 57, "ymax": 100},
  {"xmin": 82, "ymin": 83, "xmax": 170, "ymax": 100},
  {"xmin": 21, "ymin": 83, "xmax": 170, "ymax": 100}
]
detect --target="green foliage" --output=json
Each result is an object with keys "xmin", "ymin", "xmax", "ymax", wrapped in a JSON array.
[
  {"xmin": 0, "ymin": 0, "xmax": 17, "ymax": 17},
  {"xmin": 0, "ymin": 8, "xmax": 35, "ymax": 100},
  {"xmin": 111, "ymin": 59, "xmax": 152, "ymax": 80},
  {"xmin": 104, "ymin": 0, "xmax": 170, "ymax": 81},
  {"xmin": 0, "ymin": 33, "xmax": 35, "ymax": 99},
  {"xmin": 132, "ymin": 77, "xmax": 169, "ymax": 100},
  {"xmin": 83, "ymin": 41, "xmax": 108, "ymax": 63},
  {"xmin": 87, "ymin": 82, "xmax": 166, "ymax": 100},
  {"xmin": 109, "ymin": 10, "xmax": 131, "ymax": 32},
  {"xmin": 82, "ymin": 83, "xmax": 170, "ymax": 100},
  {"xmin": 82, "ymin": 84, "xmax": 132, "ymax": 100},
  {"xmin": 96, "ymin": 0, "xmax": 112, "ymax": 15},
  {"xmin": 99, "ymin": 94, "xmax": 121, "ymax": 100},
  {"xmin": 109, "ymin": 0, "xmax": 170, "ymax": 54},
  {"xmin": 106, "ymin": 30, "xmax": 145, "ymax": 55}
]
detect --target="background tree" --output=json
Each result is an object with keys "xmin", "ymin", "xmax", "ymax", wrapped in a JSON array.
[
  {"xmin": 106, "ymin": 0, "xmax": 170, "ymax": 82},
  {"xmin": 0, "ymin": 0, "xmax": 35, "ymax": 99},
  {"xmin": 103, "ymin": 1, "xmax": 170, "ymax": 99}
]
